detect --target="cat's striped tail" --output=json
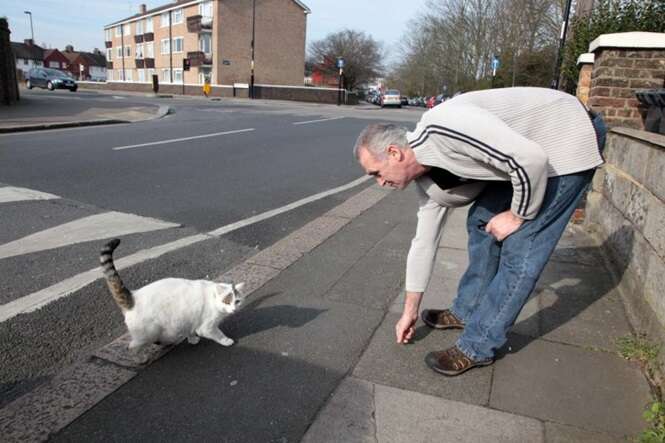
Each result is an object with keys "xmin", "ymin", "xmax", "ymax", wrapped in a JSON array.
[{"xmin": 100, "ymin": 238, "xmax": 134, "ymax": 311}]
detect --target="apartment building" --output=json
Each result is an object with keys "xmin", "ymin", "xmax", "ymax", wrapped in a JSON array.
[{"xmin": 103, "ymin": 0, "xmax": 309, "ymax": 87}]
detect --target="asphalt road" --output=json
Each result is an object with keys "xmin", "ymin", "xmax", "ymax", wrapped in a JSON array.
[{"xmin": 0, "ymin": 90, "xmax": 423, "ymax": 406}]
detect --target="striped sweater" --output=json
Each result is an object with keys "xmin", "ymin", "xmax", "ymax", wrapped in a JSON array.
[{"xmin": 404, "ymin": 87, "xmax": 603, "ymax": 293}]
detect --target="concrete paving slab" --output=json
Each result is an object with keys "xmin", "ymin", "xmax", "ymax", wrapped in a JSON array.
[
  {"xmin": 491, "ymin": 335, "xmax": 652, "ymax": 436},
  {"xmin": 544, "ymin": 422, "xmax": 626, "ymax": 443},
  {"xmin": 353, "ymin": 313, "xmax": 492, "ymax": 406},
  {"xmin": 92, "ymin": 333, "xmax": 174, "ymax": 369},
  {"xmin": 374, "ymin": 383, "xmax": 544, "ymax": 443},
  {"xmin": 301, "ymin": 377, "xmax": 376, "ymax": 443},
  {"xmin": 0, "ymin": 359, "xmax": 135, "ymax": 442},
  {"xmin": 325, "ymin": 185, "xmax": 392, "ymax": 219},
  {"xmin": 439, "ymin": 207, "xmax": 470, "ymax": 250},
  {"xmin": 216, "ymin": 261, "xmax": 281, "ymax": 296}
]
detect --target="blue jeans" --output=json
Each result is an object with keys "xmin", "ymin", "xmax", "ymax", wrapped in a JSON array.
[{"xmin": 451, "ymin": 114, "xmax": 606, "ymax": 361}]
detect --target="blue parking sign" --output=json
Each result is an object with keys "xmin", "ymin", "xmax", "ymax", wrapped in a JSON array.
[{"xmin": 337, "ymin": 58, "xmax": 345, "ymax": 69}]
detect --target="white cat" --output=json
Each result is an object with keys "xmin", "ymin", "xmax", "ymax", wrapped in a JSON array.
[{"xmin": 100, "ymin": 238, "xmax": 244, "ymax": 352}]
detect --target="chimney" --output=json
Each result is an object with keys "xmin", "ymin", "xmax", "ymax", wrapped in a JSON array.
[
  {"xmin": 24, "ymin": 39, "xmax": 33, "ymax": 46},
  {"xmin": 139, "ymin": 4, "xmax": 147, "ymax": 14},
  {"xmin": 65, "ymin": 44, "xmax": 74, "ymax": 52}
]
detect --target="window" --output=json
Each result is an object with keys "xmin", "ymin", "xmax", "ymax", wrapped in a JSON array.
[
  {"xmin": 136, "ymin": 20, "xmax": 143, "ymax": 35},
  {"xmin": 173, "ymin": 68, "xmax": 183, "ymax": 83},
  {"xmin": 172, "ymin": 37, "xmax": 184, "ymax": 53},
  {"xmin": 172, "ymin": 9, "xmax": 183, "ymax": 24},
  {"xmin": 116, "ymin": 46, "xmax": 122, "ymax": 58},
  {"xmin": 135, "ymin": 43, "xmax": 144, "ymax": 59},
  {"xmin": 123, "ymin": 23, "xmax": 131, "ymax": 36},
  {"xmin": 107, "ymin": 70, "xmax": 113, "ymax": 81},
  {"xmin": 115, "ymin": 26, "xmax": 121, "ymax": 37},
  {"xmin": 105, "ymin": 29, "xmax": 112, "ymax": 41},
  {"xmin": 145, "ymin": 17, "xmax": 153, "ymax": 33},
  {"xmin": 160, "ymin": 39, "xmax": 170, "ymax": 54},
  {"xmin": 124, "ymin": 46, "xmax": 131, "ymax": 57},
  {"xmin": 161, "ymin": 68, "xmax": 171, "ymax": 82},
  {"xmin": 106, "ymin": 48, "xmax": 112, "ymax": 61},
  {"xmin": 145, "ymin": 42, "xmax": 154, "ymax": 58},
  {"xmin": 117, "ymin": 69, "xmax": 124, "ymax": 81},
  {"xmin": 147, "ymin": 68, "xmax": 156, "ymax": 81},
  {"xmin": 199, "ymin": 1, "xmax": 213, "ymax": 18},
  {"xmin": 49, "ymin": 61, "xmax": 59, "ymax": 68},
  {"xmin": 199, "ymin": 34, "xmax": 211, "ymax": 54},
  {"xmin": 160, "ymin": 12, "xmax": 170, "ymax": 27},
  {"xmin": 198, "ymin": 69, "xmax": 211, "ymax": 85},
  {"xmin": 138, "ymin": 69, "xmax": 145, "ymax": 82},
  {"xmin": 126, "ymin": 69, "xmax": 133, "ymax": 81}
]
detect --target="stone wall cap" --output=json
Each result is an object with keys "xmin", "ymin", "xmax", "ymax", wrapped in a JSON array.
[
  {"xmin": 611, "ymin": 127, "xmax": 665, "ymax": 150},
  {"xmin": 590, "ymin": 32, "xmax": 665, "ymax": 53},
  {"xmin": 577, "ymin": 53, "xmax": 595, "ymax": 65}
]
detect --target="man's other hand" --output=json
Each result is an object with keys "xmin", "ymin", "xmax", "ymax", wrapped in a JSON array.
[
  {"xmin": 485, "ymin": 210, "xmax": 524, "ymax": 241},
  {"xmin": 395, "ymin": 314, "xmax": 417, "ymax": 344}
]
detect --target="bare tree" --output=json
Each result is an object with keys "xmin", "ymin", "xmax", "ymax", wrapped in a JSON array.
[{"xmin": 308, "ymin": 29, "xmax": 384, "ymax": 90}]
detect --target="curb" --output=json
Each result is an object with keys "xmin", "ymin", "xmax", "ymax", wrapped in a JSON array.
[
  {"xmin": 0, "ymin": 106, "xmax": 173, "ymax": 134},
  {"xmin": 0, "ymin": 184, "xmax": 392, "ymax": 442}
]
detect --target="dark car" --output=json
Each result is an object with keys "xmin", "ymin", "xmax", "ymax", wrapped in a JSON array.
[{"xmin": 26, "ymin": 68, "xmax": 78, "ymax": 92}]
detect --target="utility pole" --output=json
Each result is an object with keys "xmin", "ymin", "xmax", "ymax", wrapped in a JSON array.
[
  {"xmin": 23, "ymin": 11, "xmax": 34, "ymax": 42},
  {"xmin": 551, "ymin": 0, "xmax": 573, "ymax": 90},
  {"xmin": 250, "ymin": 0, "xmax": 256, "ymax": 99}
]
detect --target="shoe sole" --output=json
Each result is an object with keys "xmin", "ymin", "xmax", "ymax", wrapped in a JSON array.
[{"xmin": 425, "ymin": 355, "xmax": 494, "ymax": 376}]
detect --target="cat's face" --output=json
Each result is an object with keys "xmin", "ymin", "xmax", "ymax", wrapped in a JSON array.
[{"xmin": 216, "ymin": 282, "xmax": 245, "ymax": 314}]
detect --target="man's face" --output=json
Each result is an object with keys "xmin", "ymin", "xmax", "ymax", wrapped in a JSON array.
[{"xmin": 357, "ymin": 146, "xmax": 411, "ymax": 189}]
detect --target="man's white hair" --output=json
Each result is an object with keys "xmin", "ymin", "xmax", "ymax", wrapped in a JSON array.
[{"xmin": 353, "ymin": 123, "xmax": 409, "ymax": 160}]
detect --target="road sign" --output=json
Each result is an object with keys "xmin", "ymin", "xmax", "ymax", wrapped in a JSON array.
[
  {"xmin": 491, "ymin": 56, "xmax": 500, "ymax": 76},
  {"xmin": 183, "ymin": 58, "xmax": 191, "ymax": 71},
  {"xmin": 336, "ymin": 57, "xmax": 344, "ymax": 69}
]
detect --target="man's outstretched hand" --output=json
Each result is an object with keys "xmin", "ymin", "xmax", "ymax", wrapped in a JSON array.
[
  {"xmin": 485, "ymin": 210, "xmax": 524, "ymax": 242},
  {"xmin": 395, "ymin": 313, "xmax": 417, "ymax": 344}
]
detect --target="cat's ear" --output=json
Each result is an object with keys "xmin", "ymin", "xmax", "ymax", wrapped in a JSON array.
[{"xmin": 234, "ymin": 282, "xmax": 245, "ymax": 294}]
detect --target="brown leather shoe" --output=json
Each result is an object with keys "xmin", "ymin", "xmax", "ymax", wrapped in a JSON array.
[
  {"xmin": 425, "ymin": 346, "xmax": 493, "ymax": 376},
  {"xmin": 421, "ymin": 309, "xmax": 465, "ymax": 330}
]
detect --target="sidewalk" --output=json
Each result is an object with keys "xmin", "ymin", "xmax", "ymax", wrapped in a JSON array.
[
  {"xmin": 0, "ymin": 91, "xmax": 169, "ymax": 133},
  {"xmin": 0, "ymin": 185, "xmax": 653, "ymax": 442}
]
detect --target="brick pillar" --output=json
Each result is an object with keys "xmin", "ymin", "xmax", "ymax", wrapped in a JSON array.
[
  {"xmin": 0, "ymin": 18, "xmax": 20, "ymax": 105},
  {"xmin": 587, "ymin": 32, "xmax": 665, "ymax": 129},
  {"xmin": 576, "ymin": 53, "xmax": 594, "ymax": 106}
]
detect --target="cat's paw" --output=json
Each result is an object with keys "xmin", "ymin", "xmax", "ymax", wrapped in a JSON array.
[
  {"xmin": 187, "ymin": 335, "xmax": 200, "ymax": 345},
  {"xmin": 220, "ymin": 337, "xmax": 234, "ymax": 347}
]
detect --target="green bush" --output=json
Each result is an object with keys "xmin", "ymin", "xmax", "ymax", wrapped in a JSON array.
[{"xmin": 560, "ymin": 0, "xmax": 665, "ymax": 93}]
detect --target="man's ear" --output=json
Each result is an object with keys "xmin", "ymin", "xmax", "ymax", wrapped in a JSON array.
[{"xmin": 386, "ymin": 145, "xmax": 403, "ymax": 160}]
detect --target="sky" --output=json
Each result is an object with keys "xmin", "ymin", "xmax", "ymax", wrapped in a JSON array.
[{"xmin": 2, "ymin": 0, "xmax": 427, "ymax": 61}]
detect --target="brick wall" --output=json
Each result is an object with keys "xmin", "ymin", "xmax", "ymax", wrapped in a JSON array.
[
  {"xmin": 0, "ymin": 18, "xmax": 20, "ymax": 105},
  {"xmin": 588, "ymin": 48, "xmax": 665, "ymax": 129},
  {"xmin": 576, "ymin": 63, "xmax": 593, "ymax": 105},
  {"xmin": 585, "ymin": 128, "xmax": 665, "ymax": 365}
]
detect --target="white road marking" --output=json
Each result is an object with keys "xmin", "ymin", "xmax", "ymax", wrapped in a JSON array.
[
  {"xmin": 0, "ymin": 176, "xmax": 371, "ymax": 323},
  {"xmin": 111, "ymin": 128, "xmax": 255, "ymax": 150},
  {"xmin": 292, "ymin": 116, "xmax": 345, "ymax": 125},
  {"xmin": 0, "ymin": 212, "xmax": 179, "ymax": 260},
  {"xmin": 0, "ymin": 186, "xmax": 60, "ymax": 203}
]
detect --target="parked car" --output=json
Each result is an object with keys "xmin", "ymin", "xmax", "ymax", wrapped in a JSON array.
[
  {"xmin": 400, "ymin": 95, "xmax": 408, "ymax": 106},
  {"xmin": 381, "ymin": 89, "xmax": 402, "ymax": 108},
  {"xmin": 26, "ymin": 68, "xmax": 78, "ymax": 92},
  {"xmin": 426, "ymin": 96, "xmax": 436, "ymax": 108}
]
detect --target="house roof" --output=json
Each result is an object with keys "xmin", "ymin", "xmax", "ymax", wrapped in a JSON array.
[
  {"xmin": 105, "ymin": 0, "xmax": 310, "ymax": 28},
  {"xmin": 10, "ymin": 41, "xmax": 44, "ymax": 61}
]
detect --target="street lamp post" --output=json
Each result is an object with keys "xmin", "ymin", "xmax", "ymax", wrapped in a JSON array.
[
  {"xmin": 551, "ymin": 0, "xmax": 573, "ymax": 90},
  {"xmin": 250, "ymin": 0, "xmax": 256, "ymax": 99},
  {"xmin": 24, "ymin": 11, "xmax": 34, "ymax": 42}
]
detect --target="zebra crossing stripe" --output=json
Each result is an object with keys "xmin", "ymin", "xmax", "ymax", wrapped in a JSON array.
[{"xmin": 0, "ymin": 186, "xmax": 60, "ymax": 203}]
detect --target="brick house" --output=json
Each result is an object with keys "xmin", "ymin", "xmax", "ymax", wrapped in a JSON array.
[
  {"xmin": 43, "ymin": 48, "xmax": 70, "ymax": 70},
  {"xmin": 62, "ymin": 45, "xmax": 107, "ymax": 81},
  {"xmin": 11, "ymin": 39, "xmax": 44, "ymax": 79},
  {"xmin": 103, "ymin": 0, "xmax": 309, "ymax": 86}
]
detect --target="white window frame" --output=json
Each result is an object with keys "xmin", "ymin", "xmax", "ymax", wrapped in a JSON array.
[
  {"xmin": 135, "ymin": 43, "xmax": 144, "ymax": 59},
  {"xmin": 145, "ymin": 17, "xmax": 154, "ymax": 33},
  {"xmin": 116, "ymin": 46, "xmax": 122, "ymax": 58},
  {"xmin": 136, "ymin": 20, "xmax": 144, "ymax": 35},
  {"xmin": 160, "ymin": 39, "xmax": 170, "ymax": 55},
  {"xmin": 173, "ymin": 68, "xmax": 183, "ymax": 83},
  {"xmin": 115, "ymin": 26, "xmax": 121, "ymax": 37},
  {"xmin": 145, "ymin": 42, "xmax": 154, "ymax": 58},
  {"xmin": 172, "ymin": 37, "xmax": 184, "ymax": 54},
  {"xmin": 160, "ymin": 12, "xmax": 170, "ymax": 28},
  {"xmin": 138, "ymin": 69, "xmax": 145, "ymax": 82},
  {"xmin": 147, "ymin": 68, "xmax": 156, "ymax": 81},
  {"xmin": 199, "ymin": 34, "xmax": 211, "ymax": 54},
  {"xmin": 161, "ymin": 68, "xmax": 171, "ymax": 83},
  {"xmin": 105, "ymin": 29, "xmax": 112, "ymax": 41},
  {"xmin": 107, "ymin": 70, "xmax": 113, "ymax": 81},
  {"xmin": 124, "ymin": 45, "xmax": 131, "ymax": 57},
  {"xmin": 117, "ymin": 69, "xmax": 124, "ymax": 81},
  {"xmin": 106, "ymin": 48, "xmax": 112, "ymax": 62},
  {"xmin": 123, "ymin": 23, "xmax": 131, "ymax": 36},
  {"xmin": 199, "ymin": 1, "xmax": 213, "ymax": 18},
  {"xmin": 126, "ymin": 69, "xmax": 133, "ymax": 81},
  {"xmin": 172, "ymin": 8, "xmax": 183, "ymax": 24}
]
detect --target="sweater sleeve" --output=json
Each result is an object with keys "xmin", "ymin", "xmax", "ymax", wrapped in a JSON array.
[
  {"xmin": 412, "ymin": 105, "xmax": 550, "ymax": 220},
  {"xmin": 405, "ymin": 183, "xmax": 450, "ymax": 292}
]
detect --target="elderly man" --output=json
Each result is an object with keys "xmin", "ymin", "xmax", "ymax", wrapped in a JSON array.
[{"xmin": 354, "ymin": 87, "xmax": 606, "ymax": 376}]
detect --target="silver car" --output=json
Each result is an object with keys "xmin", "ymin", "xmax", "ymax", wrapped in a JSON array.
[{"xmin": 381, "ymin": 89, "xmax": 401, "ymax": 108}]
